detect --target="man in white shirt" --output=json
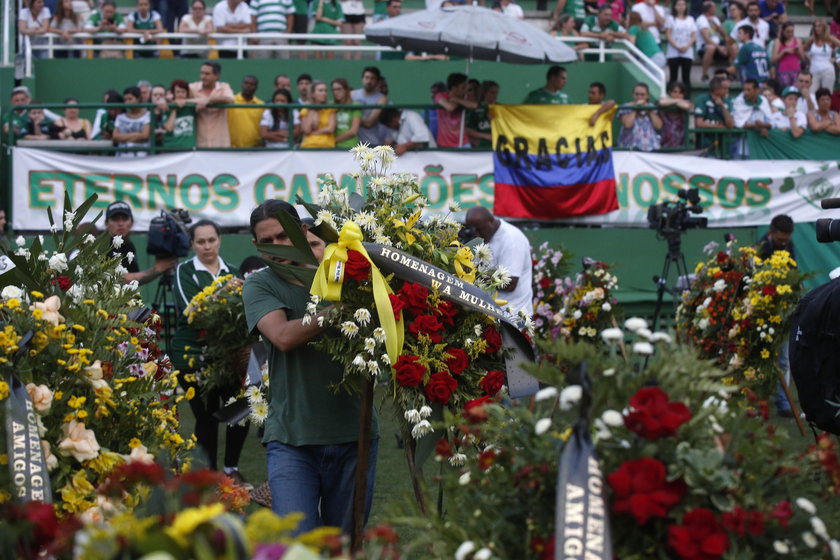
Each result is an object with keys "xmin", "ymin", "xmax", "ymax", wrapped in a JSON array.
[
  {"xmin": 696, "ymin": 1, "xmax": 729, "ymax": 80},
  {"xmin": 500, "ymin": 0, "xmax": 524, "ymax": 18},
  {"xmin": 729, "ymin": 1, "xmax": 770, "ymax": 48},
  {"xmin": 770, "ymin": 86, "xmax": 807, "ymax": 138},
  {"xmin": 630, "ymin": 0, "xmax": 666, "ymax": 42},
  {"xmin": 794, "ymin": 71, "xmax": 818, "ymax": 114},
  {"xmin": 732, "ymin": 78, "xmax": 773, "ymax": 157},
  {"xmin": 212, "ymin": 0, "xmax": 254, "ymax": 58},
  {"xmin": 465, "ymin": 207, "xmax": 534, "ymax": 317},
  {"xmin": 379, "ymin": 107, "xmax": 436, "ymax": 154}
]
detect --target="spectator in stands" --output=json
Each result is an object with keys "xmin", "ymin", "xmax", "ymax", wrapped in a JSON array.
[
  {"xmin": 805, "ymin": 19, "xmax": 840, "ymax": 90},
  {"xmin": 274, "ymin": 74, "xmax": 292, "ymax": 90},
  {"xmin": 795, "ymin": 70, "xmax": 818, "ymax": 113},
  {"xmin": 55, "ymin": 98, "xmax": 92, "ymax": 139},
  {"xmin": 72, "ymin": 0, "xmax": 94, "ymax": 27},
  {"xmin": 771, "ymin": 22, "xmax": 805, "ymax": 87},
  {"xmin": 587, "ymin": 81, "xmax": 617, "ymax": 125},
  {"xmin": 630, "ymin": 0, "xmax": 666, "ymax": 43},
  {"xmin": 91, "ymin": 89, "xmax": 123, "ymax": 140},
  {"xmin": 732, "ymin": 78, "xmax": 773, "ymax": 158},
  {"xmin": 137, "ymin": 80, "xmax": 153, "ymax": 103},
  {"xmin": 331, "ymin": 78, "xmax": 361, "ymax": 149},
  {"xmin": 179, "ymin": 0, "xmax": 214, "ymax": 58},
  {"xmin": 352, "ymin": 67, "xmax": 389, "ymax": 145},
  {"xmin": 758, "ymin": 0, "xmax": 785, "ymax": 39},
  {"xmin": 290, "ymin": 0, "xmax": 309, "ymax": 57},
  {"xmin": 658, "ymin": 81, "xmax": 693, "ymax": 147},
  {"xmin": 552, "ymin": 0, "xmax": 586, "ymax": 29},
  {"xmin": 378, "ymin": 75, "xmax": 389, "ymax": 97},
  {"xmin": 436, "ymin": 72, "xmax": 477, "ymax": 147},
  {"xmin": 723, "ymin": 2, "xmax": 745, "ymax": 45},
  {"xmin": 618, "ymin": 82, "xmax": 662, "ymax": 151},
  {"xmin": 500, "ymin": 0, "xmax": 524, "ymax": 18},
  {"xmin": 524, "ymin": 65, "xmax": 572, "ymax": 104},
  {"xmin": 296, "ymin": 73, "xmax": 313, "ymax": 104},
  {"xmin": 162, "ymin": 79, "xmax": 197, "ymax": 148},
  {"xmin": 730, "ymin": 2, "xmax": 770, "ymax": 49},
  {"xmin": 2, "ymin": 87, "xmax": 32, "ymax": 141},
  {"xmin": 311, "ymin": 0, "xmax": 344, "ymax": 59},
  {"xmin": 85, "ymin": 0, "xmax": 127, "ymax": 58},
  {"xmin": 466, "ymin": 80, "xmax": 498, "ymax": 149},
  {"xmin": 260, "ymin": 88, "xmax": 299, "ymax": 147},
  {"xmin": 807, "ymin": 87, "xmax": 840, "ymax": 133},
  {"xmin": 465, "ymin": 79, "xmax": 480, "ymax": 102},
  {"xmin": 19, "ymin": 0, "xmax": 51, "ymax": 59},
  {"xmin": 340, "ymin": 0, "xmax": 365, "ymax": 60},
  {"xmin": 581, "ymin": 4, "xmax": 629, "ymax": 43},
  {"xmin": 300, "ymin": 81, "xmax": 337, "ymax": 147},
  {"xmin": 250, "ymin": 0, "xmax": 294, "ymax": 59},
  {"xmin": 771, "ymin": 86, "xmax": 807, "ymax": 137},
  {"xmin": 762, "ymin": 78, "xmax": 784, "ymax": 110},
  {"xmin": 627, "ymin": 12, "xmax": 666, "ymax": 67},
  {"xmin": 372, "ymin": 0, "xmax": 388, "ymax": 22},
  {"xmin": 50, "ymin": 0, "xmax": 82, "ymax": 58},
  {"xmin": 153, "ymin": 0, "xmax": 187, "ymax": 32},
  {"xmin": 113, "ymin": 86, "xmax": 151, "ymax": 157},
  {"xmin": 728, "ymin": 25, "xmax": 770, "ymax": 83},
  {"xmin": 189, "ymin": 60, "xmax": 235, "ymax": 147},
  {"xmin": 551, "ymin": 13, "xmax": 581, "ymax": 42},
  {"xmin": 694, "ymin": 76, "xmax": 735, "ymax": 144},
  {"xmin": 24, "ymin": 103, "xmax": 59, "ymax": 140},
  {"xmin": 229, "ymin": 75, "xmax": 265, "ymax": 147},
  {"xmin": 664, "ymin": 0, "xmax": 697, "ymax": 91},
  {"xmin": 379, "ymin": 107, "xmax": 436, "ymax": 154},
  {"xmin": 696, "ymin": 2, "xmax": 728, "ymax": 81},
  {"xmin": 600, "ymin": 0, "xmax": 626, "ymax": 27},
  {"xmin": 127, "ymin": 0, "xmax": 164, "ymax": 57},
  {"xmin": 212, "ymin": 0, "xmax": 255, "ymax": 59}
]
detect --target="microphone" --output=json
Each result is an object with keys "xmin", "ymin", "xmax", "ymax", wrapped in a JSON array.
[{"xmin": 820, "ymin": 198, "xmax": 840, "ymax": 209}]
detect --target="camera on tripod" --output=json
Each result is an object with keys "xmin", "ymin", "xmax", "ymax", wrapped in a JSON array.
[
  {"xmin": 148, "ymin": 208, "xmax": 192, "ymax": 258},
  {"xmin": 646, "ymin": 188, "xmax": 709, "ymax": 235}
]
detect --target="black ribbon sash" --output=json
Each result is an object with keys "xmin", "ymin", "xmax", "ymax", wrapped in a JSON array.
[
  {"xmin": 5, "ymin": 374, "xmax": 52, "ymax": 503},
  {"xmin": 555, "ymin": 363, "xmax": 612, "ymax": 560},
  {"xmin": 363, "ymin": 242, "xmax": 539, "ymax": 398}
]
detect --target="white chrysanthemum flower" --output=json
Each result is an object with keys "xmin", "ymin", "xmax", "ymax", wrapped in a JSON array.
[
  {"xmin": 572, "ymin": 310, "xmax": 582, "ymax": 320},
  {"xmin": 15, "ymin": 236, "xmax": 25, "ymax": 247},
  {"xmin": 1, "ymin": 286, "xmax": 22, "ymax": 300},
  {"xmin": 404, "ymin": 409, "xmax": 421, "ymax": 424},
  {"xmin": 803, "ymin": 532, "xmax": 819, "ymax": 548},
  {"xmin": 48, "ymin": 253, "xmax": 68, "ymax": 272},
  {"xmin": 449, "ymin": 453, "xmax": 467, "ymax": 467},
  {"xmin": 448, "ymin": 200, "xmax": 461, "ymax": 212},
  {"xmin": 602, "ymin": 302, "xmax": 612, "ymax": 312},
  {"xmin": 419, "ymin": 406, "xmax": 432, "ymax": 418},
  {"xmin": 115, "ymin": 264, "xmax": 128, "ymax": 276},
  {"xmin": 632, "ymin": 342, "xmax": 654, "ymax": 355},
  {"xmin": 559, "ymin": 385, "xmax": 582, "ymax": 410},
  {"xmin": 373, "ymin": 327, "xmax": 386, "ymax": 343},
  {"xmin": 366, "ymin": 360, "xmax": 380, "ymax": 376},
  {"xmin": 83, "ymin": 233, "xmax": 96, "ymax": 244},
  {"xmin": 491, "ymin": 266, "xmax": 511, "ymax": 288},
  {"xmin": 713, "ymin": 279, "xmax": 726, "ymax": 292},
  {"xmin": 455, "ymin": 542, "xmax": 476, "ymax": 560},
  {"xmin": 374, "ymin": 233, "xmax": 393, "ymax": 246},
  {"xmin": 458, "ymin": 472, "xmax": 471, "ymax": 486},
  {"xmin": 341, "ymin": 321, "xmax": 360, "ymax": 338},
  {"xmin": 624, "ymin": 317, "xmax": 648, "ymax": 332},
  {"xmin": 796, "ymin": 497, "xmax": 817, "ymax": 514},
  {"xmin": 363, "ymin": 338, "xmax": 376, "ymax": 353},
  {"xmin": 301, "ymin": 315, "xmax": 312, "ymax": 326},
  {"xmin": 315, "ymin": 210, "xmax": 336, "ymax": 228},
  {"xmin": 245, "ymin": 386, "xmax": 262, "ymax": 402},
  {"xmin": 601, "ymin": 409, "xmax": 624, "ymax": 427},
  {"xmin": 354, "ymin": 308, "xmax": 371, "ymax": 326},
  {"xmin": 411, "ymin": 420, "xmax": 433, "ymax": 439},
  {"xmin": 830, "ymin": 540, "xmax": 840, "ymax": 559},
  {"xmin": 474, "ymin": 548, "xmax": 492, "ymax": 560},
  {"xmin": 773, "ymin": 541, "xmax": 790, "ymax": 554},
  {"xmin": 635, "ymin": 327, "xmax": 653, "ymax": 340},
  {"xmin": 126, "ymin": 252, "xmax": 135, "ymax": 264},
  {"xmin": 534, "ymin": 386, "xmax": 558, "ymax": 402},
  {"xmin": 474, "ymin": 243, "xmax": 493, "ymax": 266},
  {"xmin": 603, "ymin": 368, "xmax": 615, "ymax": 377},
  {"xmin": 473, "ymin": 324, "xmax": 483, "ymax": 337},
  {"xmin": 381, "ymin": 354, "xmax": 391, "ymax": 366},
  {"xmin": 352, "ymin": 355, "xmax": 366, "ymax": 369},
  {"xmin": 600, "ymin": 328, "xmax": 623, "ymax": 342},
  {"xmin": 112, "ymin": 235, "xmax": 124, "ymax": 249},
  {"xmin": 250, "ymin": 401, "xmax": 269, "ymax": 424},
  {"xmin": 651, "ymin": 332, "xmax": 672, "ymax": 343},
  {"xmin": 355, "ymin": 211, "xmax": 378, "ymax": 232},
  {"xmin": 811, "ymin": 517, "xmax": 829, "ymax": 541},
  {"xmin": 534, "ymin": 418, "xmax": 552, "ymax": 435}
]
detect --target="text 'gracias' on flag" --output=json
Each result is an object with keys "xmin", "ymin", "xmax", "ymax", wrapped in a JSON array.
[{"xmin": 490, "ymin": 105, "xmax": 619, "ymax": 220}]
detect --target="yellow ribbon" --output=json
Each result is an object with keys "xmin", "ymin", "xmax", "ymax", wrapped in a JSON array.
[
  {"xmin": 451, "ymin": 242, "xmax": 477, "ymax": 284},
  {"xmin": 311, "ymin": 221, "xmax": 404, "ymax": 366}
]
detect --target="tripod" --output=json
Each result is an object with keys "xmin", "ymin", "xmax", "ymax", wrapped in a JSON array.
[
  {"xmin": 651, "ymin": 232, "xmax": 690, "ymax": 332},
  {"xmin": 153, "ymin": 269, "xmax": 179, "ymax": 357}
]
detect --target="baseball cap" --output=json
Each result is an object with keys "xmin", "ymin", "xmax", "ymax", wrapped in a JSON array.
[
  {"xmin": 781, "ymin": 86, "xmax": 801, "ymax": 98},
  {"xmin": 11, "ymin": 86, "xmax": 31, "ymax": 97},
  {"xmin": 106, "ymin": 201, "xmax": 133, "ymax": 220}
]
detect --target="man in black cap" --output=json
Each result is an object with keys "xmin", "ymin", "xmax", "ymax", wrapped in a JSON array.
[{"xmin": 105, "ymin": 201, "xmax": 177, "ymax": 284}]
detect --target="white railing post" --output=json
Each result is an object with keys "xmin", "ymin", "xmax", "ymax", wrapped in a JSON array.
[{"xmin": 2, "ymin": 0, "xmax": 11, "ymax": 66}]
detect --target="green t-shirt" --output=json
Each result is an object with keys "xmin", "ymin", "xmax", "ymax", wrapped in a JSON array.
[
  {"xmin": 736, "ymin": 42, "xmax": 770, "ymax": 82},
  {"xmin": 335, "ymin": 105, "xmax": 362, "ymax": 149},
  {"xmin": 466, "ymin": 105, "xmax": 492, "ymax": 149},
  {"xmin": 163, "ymin": 106, "xmax": 196, "ymax": 149},
  {"xmin": 523, "ymin": 87, "xmax": 571, "ymax": 104},
  {"xmin": 563, "ymin": 0, "xmax": 586, "ymax": 20},
  {"xmin": 292, "ymin": 0, "xmax": 307, "ymax": 15},
  {"xmin": 629, "ymin": 25, "xmax": 661, "ymax": 58},
  {"xmin": 693, "ymin": 93, "xmax": 733, "ymax": 124},
  {"xmin": 87, "ymin": 10, "xmax": 126, "ymax": 32},
  {"xmin": 581, "ymin": 15, "xmax": 623, "ymax": 33},
  {"xmin": 243, "ymin": 268, "xmax": 379, "ymax": 446},
  {"xmin": 127, "ymin": 10, "xmax": 160, "ymax": 29},
  {"xmin": 2, "ymin": 110, "xmax": 30, "ymax": 140},
  {"xmin": 310, "ymin": 0, "xmax": 343, "ymax": 44},
  {"xmin": 373, "ymin": 0, "xmax": 387, "ymax": 16}
]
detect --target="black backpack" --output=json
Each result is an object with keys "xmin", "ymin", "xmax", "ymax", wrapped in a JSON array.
[{"xmin": 789, "ymin": 278, "xmax": 840, "ymax": 434}]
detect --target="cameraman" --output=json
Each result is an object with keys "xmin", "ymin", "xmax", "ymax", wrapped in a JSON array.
[{"xmin": 104, "ymin": 201, "xmax": 177, "ymax": 284}]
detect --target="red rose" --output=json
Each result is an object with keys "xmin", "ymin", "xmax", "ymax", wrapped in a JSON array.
[
  {"xmin": 424, "ymin": 372, "xmax": 458, "ymax": 405},
  {"xmin": 539, "ymin": 277, "xmax": 551, "ymax": 289},
  {"xmin": 668, "ymin": 508, "xmax": 729, "ymax": 560},
  {"xmin": 434, "ymin": 438, "xmax": 454, "ymax": 459},
  {"xmin": 607, "ymin": 457, "xmax": 686, "ymax": 525},
  {"xmin": 770, "ymin": 500, "xmax": 792, "ymax": 528},
  {"xmin": 393, "ymin": 355, "xmax": 426, "ymax": 387},
  {"xmin": 22, "ymin": 501, "xmax": 60, "ymax": 547},
  {"xmin": 478, "ymin": 448, "xmax": 500, "ymax": 470},
  {"xmin": 479, "ymin": 370, "xmax": 505, "ymax": 396},
  {"xmin": 344, "ymin": 250, "xmax": 371, "ymax": 282},
  {"xmin": 388, "ymin": 293, "xmax": 406, "ymax": 320},
  {"xmin": 721, "ymin": 507, "xmax": 746, "ymax": 536},
  {"xmin": 409, "ymin": 315, "xmax": 445, "ymax": 343},
  {"xmin": 434, "ymin": 299, "xmax": 459, "ymax": 327},
  {"xmin": 399, "ymin": 282, "xmax": 429, "ymax": 315},
  {"xmin": 761, "ymin": 285, "xmax": 776, "ymax": 296},
  {"xmin": 745, "ymin": 511, "xmax": 765, "ymax": 536},
  {"xmin": 483, "ymin": 325, "xmax": 503, "ymax": 354},
  {"xmin": 56, "ymin": 275, "xmax": 71, "ymax": 290},
  {"xmin": 624, "ymin": 386, "xmax": 692, "ymax": 440},
  {"xmin": 464, "ymin": 396, "xmax": 493, "ymax": 423},
  {"xmin": 444, "ymin": 347, "xmax": 470, "ymax": 375}
]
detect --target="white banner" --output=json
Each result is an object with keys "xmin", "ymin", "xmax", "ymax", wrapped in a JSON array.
[{"xmin": 11, "ymin": 148, "xmax": 840, "ymax": 230}]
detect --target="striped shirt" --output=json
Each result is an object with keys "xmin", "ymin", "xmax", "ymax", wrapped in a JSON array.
[{"xmin": 251, "ymin": 0, "xmax": 294, "ymax": 32}]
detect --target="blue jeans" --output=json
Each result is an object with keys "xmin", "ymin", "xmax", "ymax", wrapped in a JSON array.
[
  {"xmin": 775, "ymin": 336, "xmax": 792, "ymax": 411},
  {"xmin": 266, "ymin": 439, "xmax": 378, "ymax": 535}
]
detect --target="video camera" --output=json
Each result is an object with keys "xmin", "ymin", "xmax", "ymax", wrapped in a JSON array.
[
  {"xmin": 817, "ymin": 198, "xmax": 840, "ymax": 243},
  {"xmin": 647, "ymin": 188, "xmax": 708, "ymax": 235},
  {"xmin": 148, "ymin": 208, "xmax": 192, "ymax": 258}
]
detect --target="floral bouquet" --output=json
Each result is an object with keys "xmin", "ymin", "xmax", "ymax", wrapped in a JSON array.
[
  {"xmin": 184, "ymin": 273, "xmax": 258, "ymax": 393},
  {"xmin": 531, "ymin": 241, "xmax": 571, "ymax": 341},
  {"xmin": 551, "ymin": 259, "xmax": 619, "ymax": 342}
]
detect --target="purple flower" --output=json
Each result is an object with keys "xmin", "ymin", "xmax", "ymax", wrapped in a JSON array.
[
  {"xmin": 129, "ymin": 363, "xmax": 145, "ymax": 377},
  {"xmin": 136, "ymin": 347, "xmax": 150, "ymax": 361},
  {"xmin": 117, "ymin": 341, "xmax": 130, "ymax": 354},
  {"xmin": 252, "ymin": 544, "xmax": 289, "ymax": 560}
]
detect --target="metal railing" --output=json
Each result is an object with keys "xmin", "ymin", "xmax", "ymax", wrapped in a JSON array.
[{"xmin": 564, "ymin": 37, "xmax": 667, "ymax": 99}]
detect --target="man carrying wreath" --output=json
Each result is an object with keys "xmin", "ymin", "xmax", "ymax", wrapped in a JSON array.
[{"xmin": 242, "ymin": 199, "xmax": 379, "ymax": 534}]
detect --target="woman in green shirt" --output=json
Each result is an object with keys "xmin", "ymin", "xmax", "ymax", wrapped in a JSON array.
[
  {"xmin": 629, "ymin": 11, "xmax": 666, "ymax": 67},
  {"xmin": 331, "ymin": 77, "xmax": 361, "ymax": 149},
  {"xmin": 162, "ymin": 79, "xmax": 196, "ymax": 150},
  {"xmin": 311, "ymin": 0, "xmax": 344, "ymax": 59}
]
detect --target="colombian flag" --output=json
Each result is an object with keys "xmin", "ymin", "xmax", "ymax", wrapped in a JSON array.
[{"xmin": 490, "ymin": 105, "xmax": 618, "ymax": 220}]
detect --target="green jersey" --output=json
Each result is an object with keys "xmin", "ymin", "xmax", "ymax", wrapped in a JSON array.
[
  {"xmin": 581, "ymin": 15, "xmax": 624, "ymax": 34},
  {"xmin": 629, "ymin": 25, "xmax": 661, "ymax": 58},
  {"xmin": 163, "ymin": 106, "xmax": 196, "ymax": 149},
  {"xmin": 243, "ymin": 268, "xmax": 379, "ymax": 446},
  {"xmin": 562, "ymin": 0, "xmax": 586, "ymax": 20},
  {"xmin": 694, "ymin": 93, "xmax": 734, "ymax": 124},
  {"xmin": 127, "ymin": 10, "xmax": 160, "ymax": 29},
  {"xmin": 86, "ymin": 10, "xmax": 126, "ymax": 31},
  {"xmin": 335, "ymin": 105, "xmax": 362, "ymax": 149},
  {"xmin": 523, "ymin": 87, "xmax": 571, "ymax": 105},
  {"xmin": 736, "ymin": 42, "xmax": 770, "ymax": 82},
  {"xmin": 2, "ymin": 110, "xmax": 30, "ymax": 140},
  {"xmin": 466, "ymin": 105, "xmax": 492, "ymax": 149}
]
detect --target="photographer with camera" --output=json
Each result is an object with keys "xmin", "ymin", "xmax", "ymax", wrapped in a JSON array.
[
  {"xmin": 104, "ymin": 201, "xmax": 177, "ymax": 284},
  {"xmin": 171, "ymin": 219, "xmax": 250, "ymax": 486}
]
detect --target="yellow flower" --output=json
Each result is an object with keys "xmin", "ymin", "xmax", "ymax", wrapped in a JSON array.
[
  {"xmin": 5, "ymin": 298, "xmax": 20, "ymax": 309},
  {"xmin": 185, "ymin": 387, "xmax": 196, "ymax": 400},
  {"xmin": 85, "ymin": 450, "xmax": 123, "ymax": 475},
  {"xmin": 165, "ymin": 503, "xmax": 226, "ymax": 547},
  {"xmin": 0, "ymin": 490, "xmax": 10, "ymax": 504},
  {"xmin": 0, "ymin": 381, "xmax": 8, "ymax": 401},
  {"xmin": 67, "ymin": 396, "xmax": 87, "ymax": 409},
  {"xmin": 760, "ymin": 349, "xmax": 770, "ymax": 359},
  {"xmin": 30, "ymin": 290, "xmax": 44, "ymax": 299},
  {"xmin": 0, "ymin": 454, "xmax": 8, "ymax": 465},
  {"xmin": 129, "ymin": 438, "xmax": 142, "ymax": 449},
  {"xmin": 72, "ymin": 324, "xmax": 85, "ymax": 332},
  {"xmin": 245, "ymin": 509, "xmax": 305, "ymax": 543}
]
